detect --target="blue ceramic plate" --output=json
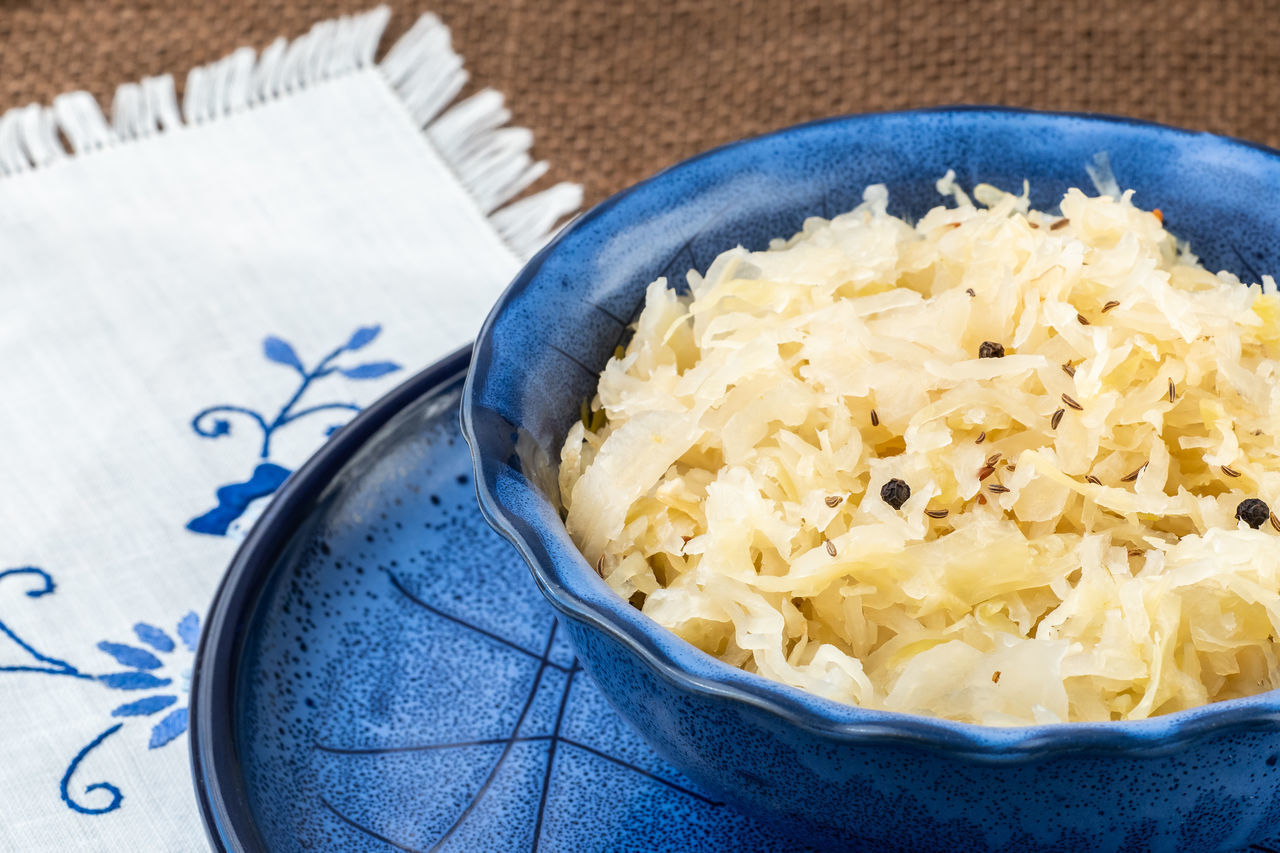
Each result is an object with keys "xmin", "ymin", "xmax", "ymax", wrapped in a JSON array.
[
  {"xmin": 188, "ymin": 347, "xmax": 1280, "ymax": 852},
  {"xmin": 189, "ymin": 348, "xmax": 810, "ymax": 852}
]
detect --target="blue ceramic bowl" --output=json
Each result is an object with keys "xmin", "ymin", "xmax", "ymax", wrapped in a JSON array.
[{"xmin": 461, "ymin": 108, "xmax": 1280, "ymax": 853}]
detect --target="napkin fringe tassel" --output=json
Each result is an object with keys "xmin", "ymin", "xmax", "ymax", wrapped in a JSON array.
[{"xmin": 0, "ymin": 5, "xmax": 581, "ymax": 259}]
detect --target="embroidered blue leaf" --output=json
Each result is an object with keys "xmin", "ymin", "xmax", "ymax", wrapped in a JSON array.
[
  {"xmin": 338, "ymin": 361, "xmax": 401, "ymax": 380},
  {"xmin": 111, "ymin": 695, "xmax": 177, "ymax": 718},
  {"xmin": 148, "ymin": 707, "xmax": 189, "ymax": 749},
  {"xmin": 325, "ymin": 424, "xmax": 342, "ymax": 436},
  {"xmin": 177, "ymin": 612, "xmax": 200, "ymax": 652},
  {"xmin": 98, "ymin": 672, "xmax": 171, "ymax": 690},
  {"xmin": 132, "ymin": 623, "xmax": 174, "ymax": 653},
  {"xmin": 262, "ymin": 336, "xmax": 303, "ymax": 371},
  {"xmin": 344, "ymin": 324, "xmax": 381, "ymax": 351},
  {"xmin": 96, "ymin": 642, "xmax": 162, "ymax": 670}
]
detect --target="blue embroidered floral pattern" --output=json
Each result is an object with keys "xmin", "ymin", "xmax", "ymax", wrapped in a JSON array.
[
  {"xmin": 0, "ymin": 566, "xmax": 198, "ymax": 815},
  {"xmin": 186, "ymin": 326, "xmax": 401, "ymax": 536},
  {"xmin": 104, "ymin": 612, "xmax": 199, "ymax": 750},
  {"xmin": 0, "ymin": 329, "xmax": 400, "ymax": 817}
]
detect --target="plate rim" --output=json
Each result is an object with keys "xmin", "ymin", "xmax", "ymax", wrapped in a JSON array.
[{"xmin": 188, "ymin": 346, "xmax": 472, "ymax": 853}]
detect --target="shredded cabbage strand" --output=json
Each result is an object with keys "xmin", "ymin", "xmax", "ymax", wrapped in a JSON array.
[{"xmin": 559, "ymin": 179, "xmax": 1280, "ymax": 725}]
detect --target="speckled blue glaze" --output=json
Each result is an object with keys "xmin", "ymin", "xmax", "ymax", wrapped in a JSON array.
[
  {"xmin": 462, "ymin": 108, "xmax": 1280, "ymax": 852},
  {"xmin": 190, "ymin": 349, "xmax": 809, "ymax": 852}
]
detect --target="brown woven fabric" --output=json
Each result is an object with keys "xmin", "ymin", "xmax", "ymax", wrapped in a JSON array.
[{"xmin": 2, "ymin": 0, "xmax": 1279, "ymax": 206}]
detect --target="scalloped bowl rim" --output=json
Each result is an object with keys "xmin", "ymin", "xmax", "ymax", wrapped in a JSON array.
[{"xmin": 462, "ymin": 105, "xmax": 1280, "ymax": 764}]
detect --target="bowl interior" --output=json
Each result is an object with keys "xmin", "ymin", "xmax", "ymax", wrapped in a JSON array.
[{"xmin": 464, "ymin": 107, "xmax": 1280, "ymax": 749}]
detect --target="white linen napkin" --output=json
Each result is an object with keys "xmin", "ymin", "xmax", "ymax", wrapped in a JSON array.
[{"xmin": 0, "ymin": 8, "xmax": 580, "ymax": 849}]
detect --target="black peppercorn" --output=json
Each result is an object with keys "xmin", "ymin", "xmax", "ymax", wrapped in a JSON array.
[
  {"xmin": 880, "ymin": 478, "xmax": 911, "ymax": 510},
  {"xmin": 1237, "ymin": 498, "xmax": 1271, "ymax": 530},
  {"xmin": 978, "ymin": 341, "xmax": 1005, "ymax": 359}
]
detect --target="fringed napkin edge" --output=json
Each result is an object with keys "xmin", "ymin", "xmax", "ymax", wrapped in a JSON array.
[{"xmin": 0, "ymin": 5, "xmax": 582, "ymax": 260}]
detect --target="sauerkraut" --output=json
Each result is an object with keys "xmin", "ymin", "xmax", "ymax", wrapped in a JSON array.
[{"xmin": 558, "ymin": 176, "xmax": 1280, "ymax": 725}]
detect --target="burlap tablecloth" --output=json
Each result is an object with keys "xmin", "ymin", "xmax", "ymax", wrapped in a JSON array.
[{"xmin": 2, "ymin": 0, "xmax": 1277, "ymax": 208}]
